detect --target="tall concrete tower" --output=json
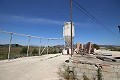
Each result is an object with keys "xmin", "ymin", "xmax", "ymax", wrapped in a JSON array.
[{"xmin": 63, "ymin": 22, "xmax": 75, "ymax": 49}]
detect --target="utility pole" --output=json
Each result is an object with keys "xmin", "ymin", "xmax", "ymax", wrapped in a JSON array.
[{"xmin": 70, "ymin": 0, "xmax": 73, "ymax": 57}]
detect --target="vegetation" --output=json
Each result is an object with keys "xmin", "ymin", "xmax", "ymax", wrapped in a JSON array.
[
  {"xmin": 48, "ymin": 46, "xmax": 62, "ymax": 54},
  {"xmin": 92, "ymin": 44, "xmax": 100, "ymax": 50},
  {"xmin": 0, "ymin": 47, "xmax": 22, "ymax": 60},
  {"xmin": 58, "ymin": 64, "xmax": 77, "ymax": 80},
  {"xmin": 0, "ymin": 45, "xmax": 62, "ymax": 60},
  {"xmin": 32, "ymin": 48, "xmax": 38, "ymax": 56},
  {"xmin": 97, "ymin": 67, "xmax": 102, "ymax": 80},
  {"xmin": 83, "ymin": 74, "xmax": 90, "ymax": 80},
  {"xmin": 107, "ymin": 46, "xmax": 120, "ymax": 51},
  {"xmin": 20, "ymin": 47, "xmax": 28, "ymax": 54},
  {"xmin": 0, "ymin": 54, "xmax": 8, "ymax": 60}
]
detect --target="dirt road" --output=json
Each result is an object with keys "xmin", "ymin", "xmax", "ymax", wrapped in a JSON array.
[{"xmin": 0, "ymin": 54, "xmax": 69, "ymax": 80}]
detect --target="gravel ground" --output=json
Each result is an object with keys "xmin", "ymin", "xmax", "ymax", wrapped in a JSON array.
[
  {"xmin": 0, "ymin": 54, "xmax": 69, "ymax": 80},
  {"xmin": 95, "ymin": 50, "xmax": 120, "ymax": 57}
]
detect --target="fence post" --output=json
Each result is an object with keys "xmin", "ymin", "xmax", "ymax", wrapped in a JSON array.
[
  {"xmin": 47, "ymin": 39, "xmax": 49, "ymax": 55},
  {"xmin": 64, "ymin": 38, "xmax": 65, "ymax": 50},
  {"xmin": 27, "ymin": 36, "xmax": 30, "ymax": 57},
  {"xmin": 39, "ymin": 38, "xmax": 41, "ymax": 55},
  {"xmin": 8, "ymin": 33, "xmax": 13, "ymax": 60}
]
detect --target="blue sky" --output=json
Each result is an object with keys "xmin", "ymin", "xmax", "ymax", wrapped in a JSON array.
[{"xmin": 0, "ymin": 0, "xmax": 120, "ymax": 45}]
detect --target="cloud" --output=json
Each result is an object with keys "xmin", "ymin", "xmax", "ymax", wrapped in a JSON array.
[
  {"xmin": 12, "ymin": 16, "xmax": 63, "ymax": 25},
  {"xmin": 74, "ymin": 22, "xmax": 96, "ymax": 28},
  {"xmin": 0, "ymin": 14, "xmax": 64, "ymax": 25},
  {"xmin": 0, "ymin": 14, "xmax": 96, "ymax": 28}
]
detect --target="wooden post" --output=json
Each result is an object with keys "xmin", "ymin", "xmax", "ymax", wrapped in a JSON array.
[{"xmin": 8, "ymin": 33, "xmax": 13, "ymax": 60}]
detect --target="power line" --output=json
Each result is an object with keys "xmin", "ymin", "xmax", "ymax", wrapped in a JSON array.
[{"xmin": 73, "ymin": 0, "xmax": 120, "ymax": 39}]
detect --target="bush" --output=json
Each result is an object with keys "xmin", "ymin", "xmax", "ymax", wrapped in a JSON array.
[
  {"xmin": 83, "ymin": 74, "xmax": 90, "ymax": 80},
  {"xmin": 53, "ymin": 46, "xmax": 60, "ymax": 53},
  {"xmin": 58, "ymin": 64, "xmax": 77, "ymax": 80},
  {"xmin": 0, "ymin": 54, "xmax": 8, "ymax": 60},
  {"xmin": 92, "ymin": 44, "xmax": 100, "ymax": 50},
  {"xmin": 32, "ymin": 48, "xmax": 38, "ymax": 55},
  {"xmin": 20, "ymin": 47, "xmax": 27, "ymax": 54},
  {"xmin": 48, "ymin": 47, "xmax": 60, "ymax": 54},
  {"xmin": 40, "ymin": 46, "xmax": 61, "ymax": 55},
  {"xmin": 97, "ymin": 67, "xmax": 102, "ymax": 80},
  {"xmin": 58, "ymin": 64, "xmax": 70, "ymax": 80}
]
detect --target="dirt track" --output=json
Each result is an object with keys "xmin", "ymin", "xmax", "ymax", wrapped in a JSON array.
[{"xmin": 0, "ymin": 54, "xmax": 69, "ymax": 80}]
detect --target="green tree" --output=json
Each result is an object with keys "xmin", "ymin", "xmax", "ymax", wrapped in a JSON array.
[
  {"xmin": 32, "ymin": 48, "xmax": 38, "ymax": 55},
  {"xmin": 92, "ymin": 44, "xmax": 100, "ymax": 50},
  {"xmin": 15, "ymin": 44, "xmax": 19, "ymax": 47},
  {"xmin": 48, "ymin": 46, "xmax": 60, "ymax": 54},
  {"xmin": 20, "ymin": 47, "xmax": 27, "ymax": 54}
]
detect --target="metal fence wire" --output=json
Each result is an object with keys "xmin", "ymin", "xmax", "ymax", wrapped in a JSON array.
[{"xmin": 0, "ymin": 30, "xmax": 64, "ymax": 60}]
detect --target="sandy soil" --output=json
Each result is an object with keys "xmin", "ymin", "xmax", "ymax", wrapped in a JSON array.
[
  {"xmin": 95, "ymin": 50, "xmax": 120, "ymax": 57},
  {"xmin": 0, "ymin": 54, "xmax": 69, "ymax": 80}
]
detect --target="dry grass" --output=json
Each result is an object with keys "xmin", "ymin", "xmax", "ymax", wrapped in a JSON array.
[
  {"xmin": 0, "ymin": 47, "xmax": 39, "ymax": 60},
  {"xmin": 0, "ymin": 47, "xmax": 9, "ymax": 54},
  {"xmin": 83, "ymin": 75, "xmax": 90, "ymax": 80},
  {"xmin": 0, "ymin": 47, "xmax": 39, "ymax": 54},
  {"xmin": 58, "ymin": 63, "xmax": 77, "ymax": 80}
]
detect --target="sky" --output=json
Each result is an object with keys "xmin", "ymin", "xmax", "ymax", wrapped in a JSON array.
[{"xmin": 0, "ymin": 0, "xmax": 120, "ymax": 46}]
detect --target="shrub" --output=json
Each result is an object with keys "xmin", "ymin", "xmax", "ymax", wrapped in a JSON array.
[
  {"xmin": 97, "ymin": 67, "xmax": 102, "ymax": 80},
  {"xmin": 58, "ymin": 64, "xmax": 70, "ymax": 80},
  {"xmin": 32, "ymin": 48, "xmax": 38, "ymax": 55},
  {"xmin": 92, "ymin": 44, "xmax": 100, "ymax": 50},
  {"xmin": 58, "ymin": 64, "xmax": 77, "ymax": 80},
  {"xmin": 83, "ymin": 74, "xmax": 90, "ymax": 80},
  {"xmin": 48, "ymin": 47, "xmax": 59, "ymax": 54},
  {"xmin": 20, "ymin": 47, "xmax": 27, "ymax": 54}
]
